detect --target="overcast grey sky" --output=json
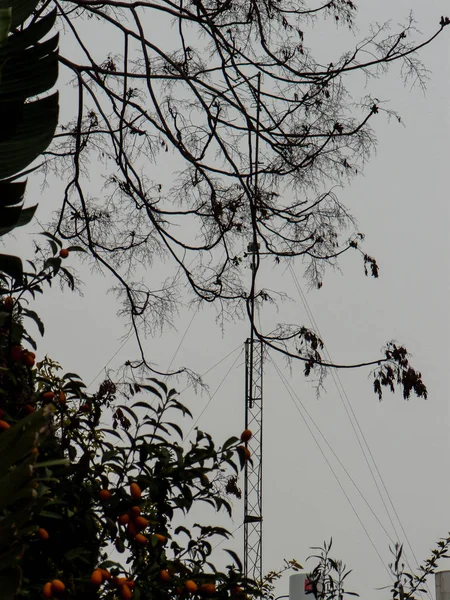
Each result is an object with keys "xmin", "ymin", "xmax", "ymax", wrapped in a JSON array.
[{"xmin": 6, "ymin": 1, "xmax": 450, "ymax": 598}]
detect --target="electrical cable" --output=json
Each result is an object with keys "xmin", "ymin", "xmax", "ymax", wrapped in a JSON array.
[
  {"xmin": 269, "ymin": 354, "xmax": 393, "ymax": 579},
  {"xmin": 289, "ymin": 264, "xmax": 401, "ymax": 535},
  {"xmin": 271, "ymin": 355, "xmax": 397, "ymax": 541},
  {"xmin": 184, "ymin": 347, "xmax": 244, "ymax": 442},
  {"xmin": 288, "ymin": 264, "xmax": 431, "ymax": 598},
  {"xmin": 87, "ymin": 329, "xmax": 133, "ymax": 389},
  {"xmin": 165, "ymin": 304, "xmax": 200, "ymax": 375}
]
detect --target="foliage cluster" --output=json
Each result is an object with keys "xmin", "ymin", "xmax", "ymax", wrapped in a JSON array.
[{"xmin": 0, "ymin": 251, "xmax": 257, "ymax": 599}]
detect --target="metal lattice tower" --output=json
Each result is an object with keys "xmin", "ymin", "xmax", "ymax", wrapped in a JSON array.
[{"xmin": 244, "ymin": 337, "xmax": 263, "ymax": 582}]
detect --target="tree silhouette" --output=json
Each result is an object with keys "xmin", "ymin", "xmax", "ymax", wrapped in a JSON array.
[{"xmin": 36, "ymin": 0, "xmax": 448, "ymax": 396}]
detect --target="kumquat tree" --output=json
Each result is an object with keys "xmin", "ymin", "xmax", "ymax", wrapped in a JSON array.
[{"xmin": 0, "ymin": 264, "xmax": 259, "ymax": 600}]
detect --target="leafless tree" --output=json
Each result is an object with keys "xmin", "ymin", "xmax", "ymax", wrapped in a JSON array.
[{"xmin": 33, "ymin": 0, "xmax": 449, "ymax": 396}]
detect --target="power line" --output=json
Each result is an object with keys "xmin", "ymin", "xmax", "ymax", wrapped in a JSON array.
[
  {"xmin": 269, "ymin": 354, "xmax": 392, "ymax": 579},
  {"xmin": 184, "ymin": 347, "xmax": 244, "ymax": 441},
  {"xmin": 165, "ymin": 305, "xmax": 200, "ymax": 374},
  {"xmin": 87, "ymin": 329, "xmax": 133, "ymax": 389},
  {"xmin": 287, "ymin": 264, "xmax": 431, "ymax": 599}
]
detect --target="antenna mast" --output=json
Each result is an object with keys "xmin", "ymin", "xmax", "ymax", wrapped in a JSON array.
[
  {"xmin": 244, "ymin": 337, "xmax": 263, "ymax": 581},
  {"xmin": 244, "ymin": 72, "xmax": 264, "ymax": 584}
]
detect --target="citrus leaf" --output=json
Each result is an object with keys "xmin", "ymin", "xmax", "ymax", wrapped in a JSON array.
[{"xmin": 0, "ymin": 253, "xmax": 22, "ymax": 281}]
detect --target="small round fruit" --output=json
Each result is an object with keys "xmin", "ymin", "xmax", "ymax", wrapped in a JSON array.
[
  {"xmin": 99, "ymin": 489, "xmax": 111, "ymax": 502},
  {"xmin": 42, "ymin": 391, "xmax": 55, "ymax": 403},
  {"xmin": 24, "ymin": 404, "xmax": 35, "ymax": 414},
  {"xmin": 58, "ymin": 390, "xmax": 67, "ymax": 405},
  {"xmin": 80, "ymin": 402, "xmax": 91, "ymax": 412},
  {"xmin": 22, "ymin": 351, "xmax": 35, "ymax": 367},
  {"xmin": 199, "ymin": 583, "xmax": 216, "ymax": 597},
  {"xmin": 185, "ymin": 580, "xmax": 198, "ymax": 594},
  {"xmin": 42, "ymin": 582, "xmax": 53, "ymax": 598},
  {"xmin": 231, "ymin": 587, "xmax": 245, "ymax": 597},
  {"xmin": 91, "ymin": 569, "xmax": 103, "ymax": 586},
  {"xmin": 38, "ymin": 527, "xmax": 49, "ymax": 541},
  {"xmin": 129, "ymin": 482, "xmax": 141, "ymax": 499},
  {"xmin": 154, "ymin": 533, "xmax": 167, "ymax": 545},
  {"xmin": 120, "ymin": 584, "xmax": 132, "ymax": 600},
  {"xmin": 51, "ymin": 579, "xmax": 65, "ymax": 594},
  {"xmin": 130, "ymin": 505, "xmax": 141, "ymax": 517},
  {"xmin": 99, "ymin": 568, "xmax": 111, "ymax": 581},
  {"xmin": 0, "ymin": 408, "xmax": 4, "ymax": 418},
  {"xmin": 240, "ymin": 429, "xmax": 252, "ymax": 443},
  {"xmin": 134, "ymin": 516, "xmax": 149, "ymax": 531},
  {"xmin": 3, "ymin": 296, "xmax": 14, "ymax": 310},
  {"xmin": 59, "ymin": 248, "xmax": 69, "ymax": 259},
  {"xmin": 159, "ymin": 569, "xmax": 171, "ymax": 582},
  {"xmin": 0, "ymin": 420, "xmax": 11, "ymax": 431},
  {"xmin": 125, "ymin": 580, "xmax": 135, "ymax": 590},
  {"xmin": 135, "ymin": 533, "xmax": 148, "ymax": 546},
  {"xmin": 118, "ymin": 513, "xmax": 130, "ymax": 526}
]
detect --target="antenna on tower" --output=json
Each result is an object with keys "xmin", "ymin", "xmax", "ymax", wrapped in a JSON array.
[{"xmin": 244, "ymin": 72, "xmax": 264, "ymax": 585}]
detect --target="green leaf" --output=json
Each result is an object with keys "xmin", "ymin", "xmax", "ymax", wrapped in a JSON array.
[
  {"xmin": 0, "ymin": 0, "xmax": 40, "ymax": 29},
  {"xmin": 0, "ymin": 35, "xmax": 59, "ymax": 102},
  {"xmin": 139, "ymin": 384, "xmax": 163, "ymax": 400},
  {"xmin": 62, "ymin": 372, "xmax": 82, "ymax": 380},
  {"xmin": 39, "ymin": 231, "xmax": 62, "ymax": 246},
  {"xmin": 0, "ymin": 92, "xmax": 59, "ymax": 179},
  {"xmin": 0, "ymin": 9, "xmax": 56, "ymax": 56},
  {"xmin": 43, "ymin": 256, "xmax": 61, "ymax": 276},
  {"xmin": 0, "ymin": 7, "xmax": 11, "ymax": 47},
  {"xmin": 116, "ymin": 404, "xmax": 139, "ymax": 426},
  {"xmin": 165, "ymin": 421, "xmax": 183, "ymax": 439},
  {"xmin": 0, "ymin": 179, "xmax": 26, "ymax": 207},
  {"xmin": 223, "ymin": 549, "xmax": 243, "ymax": 571},
  {"xmin": 131, "ymin": 400, "xmax": 156, "ymax": 413},
  {"xmin": 21, "ymin": 308, "xmax": 44, "ymax": 336},
  {"xmin": 0, "ymin": 253, "xmax": 22, "ymax": 281},
  {"xmin": 0, "ymin": 204, "xmax": 36, "ymax": 236},
  {"xmin": 222, "ymin": 436, "xmax": 239, "ymax": 451},
  {"xmin": 148, "ymin": 377, "xmax": 168, "ymax": 395}
]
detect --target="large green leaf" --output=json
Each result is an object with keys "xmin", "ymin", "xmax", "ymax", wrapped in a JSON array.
[
  {"xmin": 0, "ymin": 36, "xmax": 59, "ymax": 101},
  {"xmin": 0, "ymin": 0, "xmax": 40, "ymax": 29},
  {"xmin": 0, "ymin": 2, "xmax": 59, "ymax": 260},
  {"xmin": 0, "ymin": 179, "xmax": 26, "ymax": 207},
  {"xmin": 0, "ymin": 253, "xmax": 23, "ymax": 281},
  {"xmin": 0, "ymin": 7, "xmax": 10, "ymax": 45},
  {"xmin": 0, "ymin": 8, "xmax": 56, "ymax": 55},
  {"xmin": 0, "ymin": 92, "xmax": 58, "ymax": 178},
  {"xmin": 0, "ymin": 204, "xmax": 37, "ymax": 235}
]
